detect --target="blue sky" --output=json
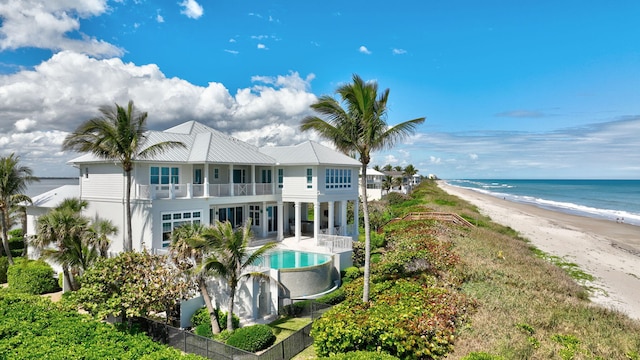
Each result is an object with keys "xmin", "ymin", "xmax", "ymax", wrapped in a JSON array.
[{"xmin": 0, "ymin": 0, "xmax": 638, "ymax": 179}]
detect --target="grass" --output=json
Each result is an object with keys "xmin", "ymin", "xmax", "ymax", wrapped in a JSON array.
[{"xmin": 268, "ymin": 316, "xmax": 311, "ymax": 343}]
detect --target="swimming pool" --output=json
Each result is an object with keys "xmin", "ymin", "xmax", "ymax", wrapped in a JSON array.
[
  {"xmin": 261, "ymin": 249, "xmax": 337, "ymax": 299},
  {"xmin": 266, "ymin": 250, "xmax": 332, "ymax": 269}
]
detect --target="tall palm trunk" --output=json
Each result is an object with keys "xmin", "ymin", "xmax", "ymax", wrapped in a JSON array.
[
  {"xmin": 361, "ymin": 164, "xmax": 372, "ymax": 303},
  {"xmin": 125, "ymin": 170, "xmax": 133, "ymax": 252},
  {"xmin": 227, "ymin": 285, "xmax": 236, "ymax": 331},
  {"xmin": 1, "ymin": 209, "xmax": 14, "ymax": 264},
  {"xmin": 198, "ymin": 275, "xmax": 221, "ymax": 334}
]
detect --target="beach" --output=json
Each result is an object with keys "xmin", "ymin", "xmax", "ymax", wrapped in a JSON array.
[{"xmin": 438, "ymin": 181, "xmax": 640, "ymax": 320}]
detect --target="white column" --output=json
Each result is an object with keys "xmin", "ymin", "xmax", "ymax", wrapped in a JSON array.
[
  {"xmin": 229, "ymin": 164, "xmax": 234, "ymax": 196},
  {"xmin": 341, "ymin": 200, "xmax": 348, "ymax": 236},
  {"xmin": 353, "ymin": 198, "xmax": 359, "ymax": 240},
  {"xmin": 262, "ymin": 201, "xmax": 268, "ymax": 238},
  {"xmin": 252, "ymin": 165, "xmax": 256, "ymax": 195},
  {"xmin": 328, "ymin": 201, "xmax": 335, "ymax": 235},
  {"xmin": 294, "ymin": 201, "xmax": 301, "ymax": 241},
  {"xmin": 314, "ymin": 201, "xmax": 320, "ymax": 245},
  {"xmin": 277, "ymin": 201, "xmax": 283, "ymax": 241},
  {"xmin": 204, "ymin": 163, "xmax": 209, "ymax": 197}
]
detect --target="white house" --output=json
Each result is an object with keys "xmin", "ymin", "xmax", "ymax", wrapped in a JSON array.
[
  {"xmin": 26, "ymin": 120, "xmax": 360, "ymax": 323},
  {"xmin": 360, "ymin": 168, "xmax": 385, "ymax": 201}
]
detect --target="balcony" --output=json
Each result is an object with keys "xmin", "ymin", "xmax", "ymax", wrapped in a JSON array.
[{"xmin": 137, "ymin": 182, "xmax": 275, "ymax": 200}]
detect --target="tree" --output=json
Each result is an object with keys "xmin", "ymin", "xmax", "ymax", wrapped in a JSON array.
[
  {"xmin": 88, "ymin": 219, "xmax": 118, "ymax": 257},
  {"xmin": 403, "ymin": 164, "xmax": 418, "ymax": 190},
  {"xmin": 201, "ymin": 220, "xmax": 277, "ymax": 331},
  {"xmin": 33, "ymin": 198, "xmax": 96, "ymax": 290},
  {"xmin": 62, "ymin": 100, "xmax": 185, "ymax": 252},
  {"xmin": 301, "ymin": 74, "xmax": 425, "ymax": 303},
  {"xmin": 71, "ymin": 250, "xmax": 194, "ymax": 323},
  {"xmin": 169, "ymin": 223, "xmax": 222, "ymax": 334},
  {"xmin": 382, "ymin": 175, "xmax": 394, "ymax": 195},
  {"xmin": 382, "ymin": 164, "xmax": 393, "ymax": 172},
  {"xmin": 393, "ymin": 165, "xmax": 403, "ymax": 171},
  {"xmin": 0, "ymin": 153, "xmax": 38, "ymax": 265}
]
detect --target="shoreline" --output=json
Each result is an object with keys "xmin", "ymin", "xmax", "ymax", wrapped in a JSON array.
[{"xmin": 437, "ymin": 181, "xmax": 640, "ymax": 320}]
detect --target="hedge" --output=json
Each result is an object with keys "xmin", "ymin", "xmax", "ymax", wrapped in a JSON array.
[
  {"xmin": 318, "ymin": 351, "xmax": 400, "ymax": 360},
  {"xmin": 226, "ymin": 324, "xmax": 275, "ymax": 353},
  {"xmin": 7, "ymin": 259, "xmax": 58, "ymax": 294},
  {"xmin": 0, "ymin": 289, "xmax": 204, "ymax": 359},
  {"xmin": 190, "ymin": 307, "xmax": 240, "ymax": 332}
]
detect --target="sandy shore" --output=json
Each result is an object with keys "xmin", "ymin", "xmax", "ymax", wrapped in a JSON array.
[{"xmin": 437, "ymin": 181, "xmax": 640, "ymax": 320}]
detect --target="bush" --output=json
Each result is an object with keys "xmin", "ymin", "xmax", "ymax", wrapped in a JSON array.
[
  {"xmin": 226, "ymin": 324, "xmax": 275, "ymax": 353},
  {"xmin": 316, "ymin": 288, "xmax": 345, "ymax": 305},
  {"xmin": 342, "ymin": 266, "xmax": 361, "ymax": 283},
  {"xmin": 0, "ymin": 257, "xmax": 8, "ymax": 284},
  {"xmin": 0, "ymin": 290, "xmax": 203, "ymax": 359},
  {"xmin": 8, "ymin": 229, "xmax": 24, "ymax": 249},
  {"xmin": 319, "ymin": 351, "xmax": 399, "ymax": 360},
  {"xmin": 194, "ymin": 323, "xmax": 212, "ymax": 338},
  {"xmin": 385, "ymin": 192, "xmax": 410, "ymax": 206},
  {"xmin": 279, "ymin": 300, "xmax": 311, "ymax": 317},
  {"xmin": 190, "ymin": 307, "xmax": 239, "ymax": 332},
  {"xmin": 7, "ymin": 259, "xmax": 58, "ymax": 294}
]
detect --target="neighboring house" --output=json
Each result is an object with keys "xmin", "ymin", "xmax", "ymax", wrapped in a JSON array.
[
  {"xmin": 359, "ymin": 168, "xmax": 385, "ymax": 201},
  {"xmin": 27, "ymin": 121, "xmax": 361, "ymax": 255}
]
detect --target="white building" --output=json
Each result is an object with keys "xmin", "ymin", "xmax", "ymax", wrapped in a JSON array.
[
  {"xmin": 360, "ymin": 168, "xmax": 385, "ymax": 201},
  {"xmin": 26, "ymin": 121, "xmax": 360, "ymax": 323}
]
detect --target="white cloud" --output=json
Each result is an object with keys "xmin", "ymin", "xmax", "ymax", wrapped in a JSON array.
[
  {"xmin": 392, "ymin": 48, "xmax": 407, "ymax": 55},
  {"xmin": 156, "ymin": 11, "xmax": 165, "ymax": 23},
  {"xmin": 229, "ymin": 38, "xmax": 237, "ymax": 43},
  {"xmin": 224, "ymin": 49, "xmax": 239, "ymax": 55},
  {"xmin": 0, "ymin": 52, "xmax": 319, "ymax": 175},
  {"xmin": 430, "ymin": 156, "xmax": 441, "ymax": 164},
  {"xmin": 469, "ymin": 153, "xmax": 478, "ymax": 160},
  {"xmin": 0, "ymin": 0, "xmax": 123, "ymax": 57},
  {"xmin": 14, "ymin": 118, "xmax": 37, "ymax": 132},
  {"xmin": 257, "ymin": 43, "xmax": 268, "ymax": 50},
  {"xmin": 359, "ymin": 45, "xmax": 372, "ymax": 55},
  {"xmin": 179, "ymin": 0, "xmax": 203, "ymax": 19}
]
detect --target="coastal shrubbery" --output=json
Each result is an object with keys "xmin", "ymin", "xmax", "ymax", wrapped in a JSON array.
[
  {"xmin": 312, "ymin": 219, "xmax": 474, "ymax": 359},
  {"xmin": 190, "ymin": 307, "xmax": 239, "ymax": 333},
  {"xmin": 0, "ymin": 257, "xmax": 8, "ymax": 283},
  {"xmin": 0, "ymin": 289, "xmax": 203, "ymax": 359},
  {"xmin": 7, "ymin": 258, "xmax": 58, "ymax": 294}
]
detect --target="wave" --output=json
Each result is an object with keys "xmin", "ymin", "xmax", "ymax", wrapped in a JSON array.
[{"xmin": 447, "ymin": 182, "xmax": 640, "ymax": 226}]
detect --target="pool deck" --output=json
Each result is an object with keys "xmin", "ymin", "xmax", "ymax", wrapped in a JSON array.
[{"xmin": 250, "ymin": 234, "xmax": 333, "ymax": 254}]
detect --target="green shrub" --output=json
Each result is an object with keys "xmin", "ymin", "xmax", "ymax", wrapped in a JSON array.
[
  {"xmin": 279, "ymin": 300, "xmax": 311, "ymax": 317},
  {"xmin": 342, "ymin": 266, "xmax": 361, "ymax": 283},
  {"xmin": 352, "ymin": 240, "xmax": 364, "ymax": 266},
  {"xmin": 7, "ymin": 259, "xmax": 58, "ymax": 294},
  {"xmin": 194, "ymin": 323, "xmax": 213, "ymax": 338},
  {"xmin": 0, "ymin": 257, "xmax": 8, "ymax": 283},
  {"xmin": 316, "ymin": 288, "xmax": 345, "ymax": 305},
  {"xmin": 226, "ymin": 324, "xmax": 275, "ymax": 352},
  {"xmin": 385, "ymin": 192, "xmax": 410, "ymax": 206},
  {"xmin": 0, "ymin": 290, "xmax": 204, "ymax": 359},
  {"xmin": 190, "ymin": 307, "xmax": 239, "ymax": 331},
  {"xmin": 8, "ymin": 229, "xmax": 24, "ymax": 249},
  {"xmin": 319, "ymin": 351, "xmax": 399, "ymax": 359}
]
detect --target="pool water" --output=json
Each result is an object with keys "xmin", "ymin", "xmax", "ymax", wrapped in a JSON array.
[{"xmin": 266, "ymin": 250, "xmax": 331, "ymax": 269}]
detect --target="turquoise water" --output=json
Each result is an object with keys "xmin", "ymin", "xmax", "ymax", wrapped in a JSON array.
[
  {"xmin": 266, "ymin": 250, "xmax": 331, "ymax": 269},
  {"xmin": 447, "ymin": 179, "xmax": 640, "ymax": 226}
]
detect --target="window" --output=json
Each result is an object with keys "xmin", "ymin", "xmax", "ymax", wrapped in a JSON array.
[
  {"xmin": 325, "ymin": 168, "xmax": 352, "ymax": 189},
  {"xmin": 278, "ymin": 169, "xmax": 284, "ymax": 188},
  {"xmin": 151, "ymin": 166, "xmax": 179, "ymax": 185},
  {"xmin": 306, "ymin": 168, "xmax": 312, "ymax": 188},
  {"xmin": 161, "ymin": 210, "xmax": 202, "ymax": 248},
  {"xmin": 261, "ymin": 169, "xmax": 272, "ymax": 183},
  {"xmin": 194, "ymin": 169, "xmax": 202, "ymax": 184},
  {"xmin": 249, "ymin": 205, "xmax": 260, "ymax": 226},
  {"xmin": 214, "ymin": 168, "xmax": 219, "ymax": 179}
]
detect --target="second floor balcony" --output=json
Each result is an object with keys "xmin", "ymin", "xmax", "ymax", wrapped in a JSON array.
[{"xmin": 137, "ymin": 182, "xmax": 276, "ymax": 200}]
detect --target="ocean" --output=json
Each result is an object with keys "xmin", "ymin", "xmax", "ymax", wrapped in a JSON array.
[
  {"xmin": 446, "ymin": 179, "xmax": 640, "ymax": 227},
  {"xmin": 25, "ymin": 178, "xmax": 78, "ymax": 197}
]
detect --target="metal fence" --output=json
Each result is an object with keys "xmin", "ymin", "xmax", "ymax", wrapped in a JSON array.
[{"xmin": 131, "ymin": 301, "xmax": 332, "ymax": 360}]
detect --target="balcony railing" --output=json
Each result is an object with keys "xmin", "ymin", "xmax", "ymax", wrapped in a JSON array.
[{"xmin": 137, "ymin": 182, "xmax": 275, "ymax": 200}]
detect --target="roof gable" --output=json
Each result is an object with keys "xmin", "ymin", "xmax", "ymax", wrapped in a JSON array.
[{"xmin": 260, "ymin": 141, "xmax": 361, "ymax": 166}]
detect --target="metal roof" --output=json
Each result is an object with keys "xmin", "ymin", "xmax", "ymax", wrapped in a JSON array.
[
  {"xmin": 30, "ymin": 185, "xmax": 80, "ymax": 208},
  {"xmin": 259, "ymin": 141, "xmax": 361, "ymax": 166}
]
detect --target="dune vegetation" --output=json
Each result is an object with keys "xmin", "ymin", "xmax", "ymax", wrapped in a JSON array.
[{"xmin": 298, "ymin": 180, "xmax": 640, "ymax": 359}]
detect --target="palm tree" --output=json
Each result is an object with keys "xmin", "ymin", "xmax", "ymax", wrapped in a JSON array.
[
  {"xmin": 89, "ymin": 219, "xmax": 118, "ymax": 257},
  {"xmin": 202, "ymin": 219, "xmax": 277, "ymax": 331},
  {"xmin": 382, "ymin": 175, "xmax": 393, "ymax": 195},
  {"xmin": 62, "ymin": 100, "xmax": 185, "ymax": 252},
  {"xmin": 169, "ymin": 223, "xmax": 222, "ymax": 334},
  {"xmin": 301, "ymin": 74, "xmax": 425, "ymax": 302},
  {"xmin": 0, "ymin": 153, "xmax": 38, "ymax": 264},
  {"xmin": 382, "ymin": 164, "xmax": 393, "ymax": 172},
  {"xmin": 34, "ymin": 199, "xmax": 93, "ymax": 290},
  {"xmin": 403, "ymin": 164, "xmax": 418, "ymax": 191},
  {"xmin": 373, "ymin": 165, "xmax": 381, "ymax": 171}
]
